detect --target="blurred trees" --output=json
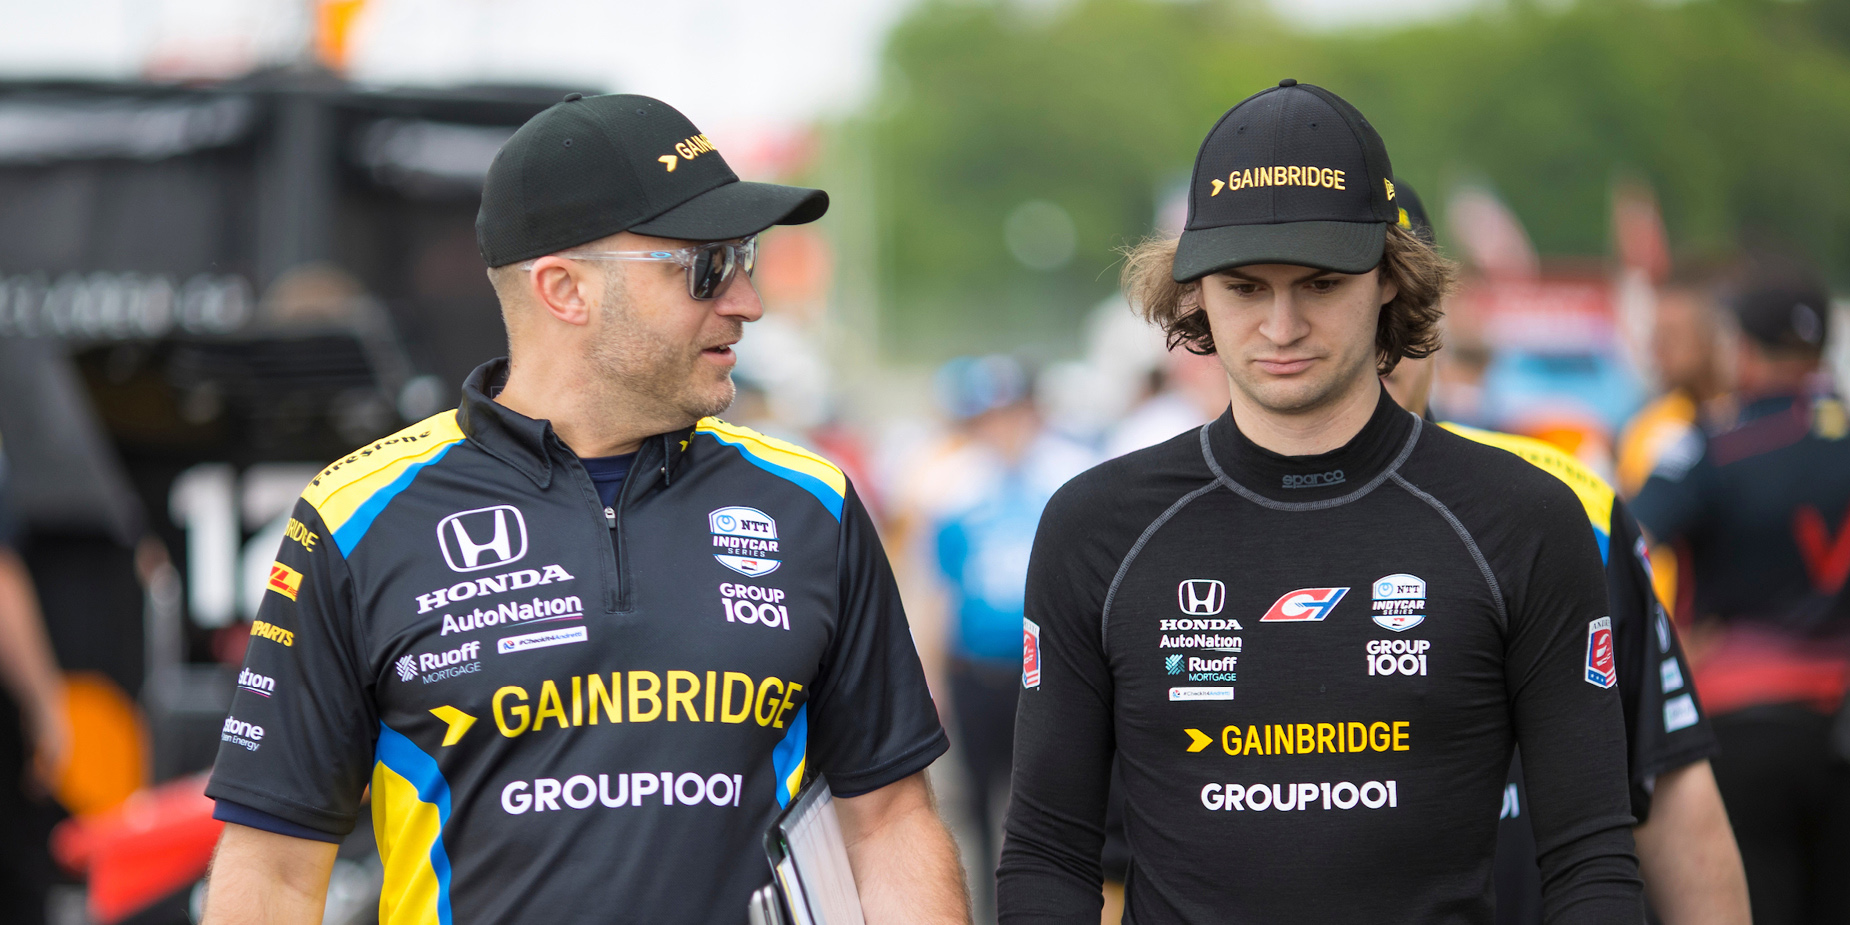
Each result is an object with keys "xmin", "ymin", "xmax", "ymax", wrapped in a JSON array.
[{"xmin": 859, "ymin": 0, "xmax": 1850, "ymax": 356}]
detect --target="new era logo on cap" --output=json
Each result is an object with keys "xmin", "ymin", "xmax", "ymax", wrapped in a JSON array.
[{"xmin": 1175, "ymin": 79, "xmax": 1398, "ymax": 281}]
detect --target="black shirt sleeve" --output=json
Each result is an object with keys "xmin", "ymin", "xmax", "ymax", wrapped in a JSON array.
[
  {"xmin": 1607, "ymin": 501, "xmax": 1716, "ymax": 820},
  {"xmin": 997, "ymin": 470, "xmax": 1122, "ymax": 925},
  {"xmin": 807, "ymin": 480, "xmax": 949, "ymax": 796},
  {"xmin": 204, "ymin": 500, "xmax": 379, "ymax": 836},
  {"xmin": 1484, "ymin": 478, "xmax": 1644, "ymax": 923},
  {"xmin": 212, "ymin": 799, "xmax": 344, "ymax": 843}
]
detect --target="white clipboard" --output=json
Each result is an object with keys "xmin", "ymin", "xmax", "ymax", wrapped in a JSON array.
[{"xmin": 758, "ymin": 775, "xmax": 866, "ymax": 925}]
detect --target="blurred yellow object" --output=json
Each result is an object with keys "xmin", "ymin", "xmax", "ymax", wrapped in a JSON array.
[
  {"xmin": 55, "ymin": 672, "xmax": 149, "ymax": 817},
  {"xmin": 316, "ymin": 0, "xmax": 369, "ymax": 71},
  {"xmin": 1649, "ymin": 543, "xmax": 1679, "ymax": 619},
  {"xmin": 1617, "ymin": 391, "xmax": 1698, "ymax": 497}
]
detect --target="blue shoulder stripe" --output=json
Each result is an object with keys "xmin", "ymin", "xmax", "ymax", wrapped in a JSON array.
[{"xmin": 331, "ymin": 443, "xmax": 458, "ymax": 556}]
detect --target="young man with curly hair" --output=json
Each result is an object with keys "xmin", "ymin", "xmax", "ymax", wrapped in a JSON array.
[{"xmin": 998, "ymin": 81, "xmax": 1645, "ymax": 925}]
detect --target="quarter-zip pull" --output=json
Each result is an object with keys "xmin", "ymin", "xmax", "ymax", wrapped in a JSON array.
[{"xmin": 604, "ymin": 506, "xmax": 616, "ymax": 528}]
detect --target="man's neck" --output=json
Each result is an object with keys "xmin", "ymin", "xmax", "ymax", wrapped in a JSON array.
[
  {"xmin": 493, "ymin": 357, "xmax": 680, "ymax": 458},
  {"xmin": 1226, "ymin": 374, "xmax": 1382, "ymax": 457}
]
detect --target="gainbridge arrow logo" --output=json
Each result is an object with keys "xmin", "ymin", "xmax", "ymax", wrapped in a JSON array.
[
  {"xmin": 1185, "ymin": 728, "xmax": 1212, "ymax": 753},
  {"xmin": 430, "ymin": 705, "xmax": 477, "ymax": 747}
]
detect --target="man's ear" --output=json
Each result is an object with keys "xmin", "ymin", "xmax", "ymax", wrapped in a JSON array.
[
  {"xmin": 1377, "ymin": 269, "xmax": 1399, "ymax": 308},
  {"xmin": 526, "ymin": 256, "xmax": 595, "ymax": 326}
]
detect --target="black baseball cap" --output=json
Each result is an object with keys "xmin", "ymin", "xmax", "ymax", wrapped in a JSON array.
[
  {"xmin": 1174, "ymin": 79, "xmax": 1399, "ymax": 281},
  {"xmin": 1730, "ymin": 280, "xmax": 1832, "ymax": 354},
  {"xmin": 476, "ymin": 93, "xmax": 829, "ymax": 268}
]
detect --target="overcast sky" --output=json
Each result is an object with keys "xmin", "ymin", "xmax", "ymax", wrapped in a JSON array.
[{"xmin": 0, "ymin": 0, "xmax": 1483, "ymax": 141}]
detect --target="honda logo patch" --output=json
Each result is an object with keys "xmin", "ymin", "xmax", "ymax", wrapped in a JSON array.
[
  {"xmin": 437, "ymin": 505, "xmax": 529, "ymax": 572},
  {"xmin": 1177, "ymin": 579, "xmax": 1226, "ymax": 616},
  {"xmin": 1585, "ymin": 616, "xmax": 1617, "ymax": 688}
]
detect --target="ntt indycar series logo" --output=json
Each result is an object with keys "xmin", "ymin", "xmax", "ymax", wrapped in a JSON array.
[
  {"xmin": 1371, "ymin": 573, "xmax": 1426, "ymax": 632},
  {"xmin": 710, "ymin": 506, "xmax": 780, "ymax": 578}
]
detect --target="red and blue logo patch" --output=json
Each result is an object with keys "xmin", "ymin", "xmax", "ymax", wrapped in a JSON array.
[
  {"xmin": 1585, "ymin": 616, "xmax": 1617, "ymax": 688},
  {"xmin": 1023, "ymin": 617, "xmax": 1042, "ymax": 689},
  {"xmin": 1260, "ymin": 587, "xmax": 1349, "ymax": 622}
]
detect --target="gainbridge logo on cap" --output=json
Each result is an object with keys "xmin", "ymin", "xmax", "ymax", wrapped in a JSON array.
[{"xmin": 1174, "ymin": 79, "xmax": 1400, "ymax": 281}]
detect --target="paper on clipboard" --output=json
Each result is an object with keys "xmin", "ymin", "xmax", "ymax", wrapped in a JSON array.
[{"xmin": 762, "ymin": 776, "xmax": 866, "ymax": 925}]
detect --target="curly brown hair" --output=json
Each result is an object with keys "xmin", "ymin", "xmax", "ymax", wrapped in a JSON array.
[{"xmin": 1121, "ymin": 224, "xmax": 1457, "ymax": 375}]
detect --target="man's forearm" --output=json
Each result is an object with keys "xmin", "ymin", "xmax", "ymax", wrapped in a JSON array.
[
  {"xmin": 0, "ymin": 550, "xmax": 67, "ymax": 775},
  {"xmin": 837, "ymin": 772, "xmax": 970, "ymax": 925},
  {"xmin": 202, "ymin": 822, "xmax": 339, "ymax": 925},
  {"xmin": 1633, "ymin": 761, "xmax": 1749, "ymax": 925}
]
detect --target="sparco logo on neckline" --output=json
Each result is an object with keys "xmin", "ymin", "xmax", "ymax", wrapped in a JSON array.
[{"xmin": 416, "ymin": 564, "xmax": 575, "ymax": 614}]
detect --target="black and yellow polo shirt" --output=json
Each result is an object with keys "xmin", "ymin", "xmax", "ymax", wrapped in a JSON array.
[{"xmin": 207, "ymin": 359, "xmax": 946, "ymax": 925}]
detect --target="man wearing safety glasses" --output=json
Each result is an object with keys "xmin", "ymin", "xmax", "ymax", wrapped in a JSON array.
[{"xmin": 201, "ymin": 94, "xmax": 969, "ymax": 925}]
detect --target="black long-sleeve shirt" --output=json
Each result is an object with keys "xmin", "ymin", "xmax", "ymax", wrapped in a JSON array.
[{"xmin": 999, "ymin": 388, "xmax": 1642, "ymax": 925}]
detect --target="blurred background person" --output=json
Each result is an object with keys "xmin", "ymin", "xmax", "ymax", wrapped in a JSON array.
[
  {"xmin": 0, "ymin": 438, "xmax": 69, "ymax": 925},
  {"xmin": 1617, "ymin": 269, "xmax": 1733, "ymax": 498},
  {"xmin": 1632, "ymin": 273, "xmax": 1850, "ymax": 925},
  {"xmin": 1103, "ymin": 346, "xmax": 1229, "ymax": 458},
  {"xmin": 924, "ymin": 355, "xmax": 1092, "ymax": 921}
]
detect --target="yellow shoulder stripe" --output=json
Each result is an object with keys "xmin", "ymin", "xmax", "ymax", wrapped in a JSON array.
[
  {"xmin": 304, "ymin": 410, "xmax": 466, "ymax": 554},
  {"xmin": 1441, "ymin": 422, "xmax": 1615, "ymax": 546},
  {"xmin": 695, "ymin": 418, "xmax": 847, "ymax": 519}
]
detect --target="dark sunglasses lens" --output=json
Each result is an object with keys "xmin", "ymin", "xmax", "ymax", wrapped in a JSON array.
[{"xmin": 689, "ymin": 245, "xmax": 737, "ymax": 300}]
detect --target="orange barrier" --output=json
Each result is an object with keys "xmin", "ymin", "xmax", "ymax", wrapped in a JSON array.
[{"xmin": 54, "ymin": 672, "xmax": 148, "ymax": 817}]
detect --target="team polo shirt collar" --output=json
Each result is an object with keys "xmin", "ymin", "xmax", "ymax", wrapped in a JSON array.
[
  {"xmin": 1204, "ymin": 384, "xmax": 1418, "ymax": 505},
  {"xmin": 456, "ymin": 358, "xmax": 698, "ymax": 490}
]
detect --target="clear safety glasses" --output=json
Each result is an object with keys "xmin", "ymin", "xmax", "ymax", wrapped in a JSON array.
[{"xmin": 523, "ymin": 236, "xmax": 757, "ymax": 301}]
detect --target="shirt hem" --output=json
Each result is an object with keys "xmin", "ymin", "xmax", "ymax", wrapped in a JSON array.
[
  {"xmin": 827, "ymin": 731, "xmax": 950, "ymax": 798},
  {"xmin": 204, "ymin": 778, "xmax": 359, "ymax": 838}
]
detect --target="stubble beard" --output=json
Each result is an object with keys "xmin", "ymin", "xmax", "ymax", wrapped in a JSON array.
[
  {"xmin": 585, "ymin": 275, "xmax": 737, "ymax": 425},
  {"xmin": 1225, "ymin": 342, "xmax": 1375, "ymax": 418}
]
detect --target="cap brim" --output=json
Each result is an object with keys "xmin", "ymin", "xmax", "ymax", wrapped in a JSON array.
[
  {"xmin": 629, "ymin": 180, "xmax": 828, "ymax": 241},
  {"xmin": 1172, "ymin": 221, "xmax": 1385, "ymax": 281}
]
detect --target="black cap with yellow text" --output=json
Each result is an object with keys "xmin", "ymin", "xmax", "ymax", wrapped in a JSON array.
[
  {"xmin": 476, "ymin": 93, "xmax": 829, "ymax": 268},
  {"xmin": 1174, "ymin": 79, "xmax": 1398, "ymax": 281}
]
